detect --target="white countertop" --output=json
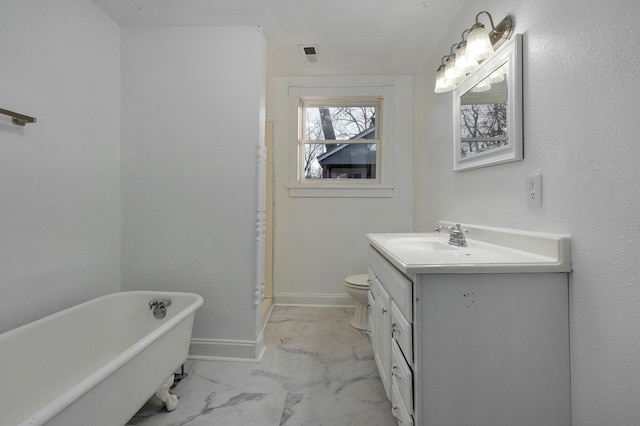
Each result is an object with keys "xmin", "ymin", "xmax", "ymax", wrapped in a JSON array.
[{"xmin": 367, "ymin": 222, "xmax": 572, "ymax": 275}]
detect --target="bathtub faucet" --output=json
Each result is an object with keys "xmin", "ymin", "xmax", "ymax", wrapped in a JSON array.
[
  {"xmin": 149, "ymin": 298, "xmax": 172, "ymax": 319},
  {"xmin": 434, "ymin": 223, "xmax": 468, "ymax": 247}
]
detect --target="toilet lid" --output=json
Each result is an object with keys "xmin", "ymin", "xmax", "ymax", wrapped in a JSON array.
[{"xmin": 345, "ymin": 274, "xmax": 370, "ymax": 287}]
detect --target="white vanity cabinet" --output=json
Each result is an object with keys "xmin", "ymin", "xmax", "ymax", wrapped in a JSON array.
[
  {"xmin": 367, "ymin": 223, "xmax": 572, "ymax": 426},
  {"xmin": 368, "ymin": 268, "xmax": 391, "ymax": 398},
  {"xmin": 369, "ymin": 249, "xmax": 414, "ymax": 425}
]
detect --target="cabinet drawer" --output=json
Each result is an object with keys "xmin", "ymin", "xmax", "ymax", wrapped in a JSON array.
[
  {"xmin": 391, "ymin": 301, "xmax": 413, "ymax": 366},
  {"xmin": 370, "ymin": 274, "xmax": 388, "ymax": 305},
  {"xmin": 391, "ymin": 340, "xmax": 413, "ymax": 414},
  {"xmin": 391, "ymin": 378, "xmax": 414, "ymax": 426},
  {"xmin": 369, "ymin": 247, "xmax": 413, "ymax": 320}
]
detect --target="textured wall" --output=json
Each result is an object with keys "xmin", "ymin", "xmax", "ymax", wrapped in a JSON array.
[
  {"xmin": 267, "ymin": 75, "xmax": 414, "ymax": 305},
  {"xmin": 120, "ymin": 27, "xmax": 266, "ymax": 343},
  {"xmin": 414, "ymin": 0, "xmax": 640, "ymax": 423},
  {"xmin": 0, "ymin": 0, "xmax": 121, "ymax": 333}
]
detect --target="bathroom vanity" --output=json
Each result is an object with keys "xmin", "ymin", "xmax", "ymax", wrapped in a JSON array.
[{"xmin": 367, "ymin": 222, "xmax": 572, "ymax": 426}]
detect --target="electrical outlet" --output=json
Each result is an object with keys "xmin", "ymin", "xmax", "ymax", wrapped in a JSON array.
[{"xmin": 527, "ymin": 173, "xmax": 542, "ymax": 208}]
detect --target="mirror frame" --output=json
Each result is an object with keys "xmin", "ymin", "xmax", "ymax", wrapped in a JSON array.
[{"xmin": 453, "ymin": 33, "xmax": 523, "ymax": 171}]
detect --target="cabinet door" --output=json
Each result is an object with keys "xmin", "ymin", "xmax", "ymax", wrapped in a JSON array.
[
  {"xmin": 371, "ymin": 276, "xmax": 391, "ymax": 399},
  {"xmin": 367, "ymin": 285, "xmax": 376, "ymax": 348},
  {"xmin": 415, "ymin": 273, "xmax": 571, "ymax": 426}
]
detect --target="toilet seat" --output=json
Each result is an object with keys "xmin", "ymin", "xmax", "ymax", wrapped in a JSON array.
[{"xmin": 344, "ymin": 274, "xmax": 370, "ymax": 288}]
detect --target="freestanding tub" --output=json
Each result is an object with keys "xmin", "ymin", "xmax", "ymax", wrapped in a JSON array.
[{"xmin": 0, "ymin": 291, "xmax": 203, "ymax": 426}]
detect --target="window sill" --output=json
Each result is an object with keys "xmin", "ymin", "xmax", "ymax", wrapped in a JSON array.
[{"xmin": 287, "ymin": 184, "xmax": 394, "ymax": 198}]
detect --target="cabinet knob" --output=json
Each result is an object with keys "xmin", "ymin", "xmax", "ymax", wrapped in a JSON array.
[
  {"xmin": 392, "ymin": 405, "xmax": 404, "ymax": 423},
  {"xmin": 391, "ymin": 323, "xmax": 401, "ymax": 337},
  {"xmin": 392, "ymin": 365, "xmax": 402, "ymax": 379},
  {"xmin": 382, "ymin": 307, "xmax": 387, "ymax": 314}
]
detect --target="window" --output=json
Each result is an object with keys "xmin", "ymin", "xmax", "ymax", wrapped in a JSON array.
[
  {"xmin": 288, "ymin": 86, "xmax": 394, "ymax": 198},
  {"xmin": 301, "ymin": 101, "xmax": 379, "ymax": 181}
]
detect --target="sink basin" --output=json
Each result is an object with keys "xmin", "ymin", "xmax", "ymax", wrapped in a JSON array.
[
  {"xmin": 385, "ymin": 237, "xmax": 457, "ymax": 251},
  {"xmin": 367, "ymin": 225, "xmax": 572, "ymax": 274}
]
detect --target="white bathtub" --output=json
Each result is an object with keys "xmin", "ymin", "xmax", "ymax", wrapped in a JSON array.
[{"xmin": 0, "ymin": 291, "xmax": 203, "ymax": 426}]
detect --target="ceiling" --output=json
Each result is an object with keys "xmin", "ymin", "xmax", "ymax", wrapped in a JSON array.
[{"xmin": 90, "ymin": 0, "xmax": 464, "ymax": 76}]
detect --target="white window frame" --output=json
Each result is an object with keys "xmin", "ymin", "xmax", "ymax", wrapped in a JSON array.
[{"xmin": 288, "ymin": 85, "xmax": 395, "ymax": 198}]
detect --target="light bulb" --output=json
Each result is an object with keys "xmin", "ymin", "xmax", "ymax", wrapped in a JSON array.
[
  {"xmin": 444, "ymin": 56, "xmax": 461, "ymax": 82},
  {"xmin": 455, "ymin": 42, "xmax": 478, "ymax": 77},
  {"xmin": 434, "ymin": 65, "xmax": 456, "ymax": 93},
  {"xmin": 466, "ymin": 24, "xmax": 494, "ymax": 62},
  {"xmin": 434, "ymin": 66, "xmax": 447, "ymax": 93},
  {"xmin": 442, "ymin": 78, "xmax": 456, "ymax": 92},
  {"xmin": 462, "ymin": 43, "xmax": 480, "ymax": 74}
]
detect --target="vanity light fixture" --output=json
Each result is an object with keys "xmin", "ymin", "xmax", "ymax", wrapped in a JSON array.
[
  {"xmin": 434, "ymin": 11, "xmax": 514, "ymax": 93},
  {"xmin": 434, "ymin": 55, "xmax": 456, "ymax": 93}
]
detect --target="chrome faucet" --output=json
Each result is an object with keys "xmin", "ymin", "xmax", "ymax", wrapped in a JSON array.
[
  {"xmin": 434, "ymin": 223, "xmax": 468, "ymax": 247},
  {"xmin": 149, "ymin": 298, "xmax": 172, "ymax": 319}
]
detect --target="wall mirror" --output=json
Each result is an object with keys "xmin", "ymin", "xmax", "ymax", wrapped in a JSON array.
[{"xmin": 453, "ymin": 34, "xmax": 522, "ymax": 171}]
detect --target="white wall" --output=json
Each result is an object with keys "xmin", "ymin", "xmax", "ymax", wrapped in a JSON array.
[
  {"xmin": 414, "ymin": 0, "xmax": 640, "ymax": 423},
  {"xmin": 0, "ymin": 0, "xmax": 121, "ymax": 333},
  {"xmin": 267, "ymin": 76, "xmax": 414, "ymax": 305},
  {"xmin": 121, "ymin": 27, "xmax": 266, "ymax": 352}
]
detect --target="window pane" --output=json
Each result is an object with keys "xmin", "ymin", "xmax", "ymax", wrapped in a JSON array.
[
  {"xmin": 304, "ymin": 106, "xmax": 376, "ymax": 140},
  {"xmin": 304, "ymin": 143, "xmax": 377, "ymax": 179}
]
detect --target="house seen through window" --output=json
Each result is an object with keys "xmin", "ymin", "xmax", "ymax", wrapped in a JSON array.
[{"xmin": 301, "ymin": 100, "xmax": 380, "ymax": 180}]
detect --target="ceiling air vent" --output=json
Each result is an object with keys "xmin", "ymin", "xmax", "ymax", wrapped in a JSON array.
[{"xmin": 299, "ymin": 44, "xmax": 319, "ymax": 63}]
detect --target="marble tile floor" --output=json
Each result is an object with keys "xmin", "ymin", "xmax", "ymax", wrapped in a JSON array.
[{"xmin": 127, "ymin": 306, "xmax": 396, "ymax": 426}]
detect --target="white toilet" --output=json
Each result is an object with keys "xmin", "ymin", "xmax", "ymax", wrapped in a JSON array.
[{"xmin": 344, "ymin": 274, "xmax": 370, "ymax": 330}]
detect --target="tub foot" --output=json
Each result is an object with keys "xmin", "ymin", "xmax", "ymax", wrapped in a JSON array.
[{"xmin": 155, "ymin": 374, "xmax": 179, "ymax": 411}]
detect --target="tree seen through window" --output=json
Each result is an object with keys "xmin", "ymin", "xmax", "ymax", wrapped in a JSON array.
[{"xmin": 302, "ymin": 104, "xmax": 378, "ymax": 179}]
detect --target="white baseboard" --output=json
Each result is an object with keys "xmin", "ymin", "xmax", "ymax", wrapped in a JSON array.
[
  {"xmin": 188, "ymin": 334, "xmax": 265, "ymax": 363},
  {"xmin": 274, "ymin": 292, "xmax": 354, "ymax": 306},
  {"xmin": 187, "ymin": 296, "xmax": 352, "ymax": 362}
]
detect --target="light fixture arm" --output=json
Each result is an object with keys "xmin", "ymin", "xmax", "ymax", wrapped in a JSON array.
[
  {"xmin": 474, "ymin": 11, "xmax": 496, "ymax": 31},
  {"xmin": 458, "ymin": 29, "xmax": 471, "ymax": 46},
  {"xmin": 469, "ymin": 11, "xmax": 513, "ymax": 47},
  {"xmin": 438, "ymin": 54, "xmax": 455, "ymax": 69}
]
